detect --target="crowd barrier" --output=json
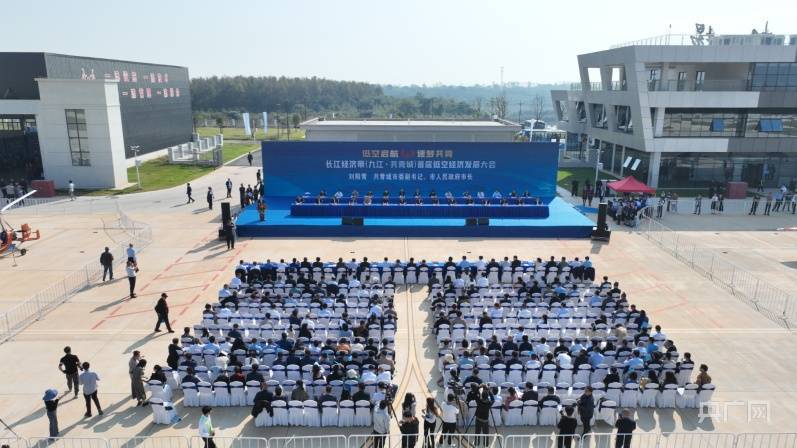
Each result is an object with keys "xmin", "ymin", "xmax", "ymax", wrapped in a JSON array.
[
  {"xmin": 0, "ymin": 197, "xmax": 121, "ymax": 215},
  {"xmin": 8, "ymin": 433, "xmax": 797, "ymax": 448},
  {"xmin": 639, "ymin": 216, "xmax": 796, "ymax": 329},
  {"xmin": 0, "ymin": 206, "xmax": 152, "ymax": 343}
]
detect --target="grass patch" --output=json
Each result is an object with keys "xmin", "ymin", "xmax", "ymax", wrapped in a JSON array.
[
  {"xmin": 557, "ymin": 167, "xmax": 618, "ymax": 190},
  {"xmin": 83, "ymin": 157, "xmax": 214, "ymax": 196},
  {"xmin": 197, "ymin": 127, "xmax": 305, "ymax": 141},
  {"xmin": 221, "ymin": 142, "xmax": 260, "ymax": 163}
]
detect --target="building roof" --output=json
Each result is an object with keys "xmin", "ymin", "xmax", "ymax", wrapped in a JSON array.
[{"xmin": 300, "ymin": 118, "xmax": 520, "ymax": 130}]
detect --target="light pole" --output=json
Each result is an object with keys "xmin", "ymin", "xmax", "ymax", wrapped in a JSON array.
[
  {"xmin": 131, "ymin": 145, "xmax": 141, "ymax": 190},
  {"xmin": 593, "ymin": 146, "xmax": 603, "ymax": 186}
]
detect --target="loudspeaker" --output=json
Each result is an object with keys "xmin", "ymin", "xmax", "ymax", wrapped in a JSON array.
[
  {"xmin": 591, "ymin": 202, "xmax": 612, "ymax": 241},
  {"xmin": 342, "ymin": 216, "xmax": 363, "ymax": 226},
  {"xmin": 466, "ymin": 218, "xmax": 478, "ymax": 226},
  {"xmin": 478, "ymin": 217, "xmax": 490, "ymax": 226},
  {"xmin": 221, "ymin": 202, "xmax": 231, "ymax": 223}
]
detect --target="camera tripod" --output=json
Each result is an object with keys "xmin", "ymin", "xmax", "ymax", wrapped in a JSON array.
[{"xmin": 443, "ymin": 382, "xmax": 502, "ymax": 448}]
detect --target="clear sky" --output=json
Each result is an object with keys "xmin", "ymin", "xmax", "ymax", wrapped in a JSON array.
[{"xmin": 2, "ymin": 0, "xmax": 792, "ymax": 85}]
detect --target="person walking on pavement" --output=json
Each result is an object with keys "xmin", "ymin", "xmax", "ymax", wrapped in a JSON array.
[
  {"xmin": 43, "ymin": 388, "xmax": 60, "ymax": 439},
  {"xmin": 577, "ymin": 386, "xmax": 595, "ymax": 435},
  {"xmin": 154, "ymin": 293, "xmax": 174, "ymax": 333},
  {"xmin": 693, "ymin": 195, "xmax": 702, "ymax": 215},
  {"xmin": 186, "ymin": 183, "xmax": 195, "ymax": 203},
  {"xmin": 556, "ymin": 406, "xmax": 578, "ymax": 448},
  {"xmin": 225, "ymin": 178, "xmax": 233, "ymax": 199},
  {"xmin": 750, "ymin": 195, "xmax": 760, "ymax": 215},
  {"xmin": 100, "ymin": 247, "xmax": 114, "ymax": 281},
  {"xmin": 128, "ymin": 351, "xmax": 142, "ymax": 398},
  {"xmin": 764, "ymin": 192, "xmax": 773, "ymax": 215},
  {"xmin": 126, "ymin": 259, "xmax": 139, "ymax": 298},
  {"xmin": 238, "ymin": 184, "xmax": 246, "ymax": 208},
  {"xmin": 79, "ymin": 362, "xmax": 103, "ymax": 417},
  {"xmin": 199, "ymin": 406, "xmax": 217, "ymax": 448},
  {"xmin": 131, "ymin": 358, "xmax": 148, "ymax": 406},
  {"xmin": 68, "ymin": 179, "xmax": 75, "ymax": 201},
  {"xmin": 223, "ymin": 219, "xmax": 236, "ymax": 250},
  {"xmin": 247, "ymin": 152, "xmax": 253, "ymax": 166},
  {"xmin": 58, "ymin": 346, "xmax": 81, "ymax": 397},
  {"xmin": 256, "ymin": 169, "xmax": 261, "ymax": 183},
  {"xmin": 207, "ymin": 187, "xmax": 214, "ymax": 210}
]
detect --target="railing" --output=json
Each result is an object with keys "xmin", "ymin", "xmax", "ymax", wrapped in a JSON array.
[
  {"xmin": 0, "ymin": 206, "xmax": 152, "ymax": 343},
  {"xmin": 1, "ymin": 197, "xmax": 121, "ymax": 215},
  {"xmin": 647, "ymin": 79, "xmax": 750, "ymax": 92},
  {"xmin": 0, "ymin": 197, "xmax": 59, "ymax": 210},
  {"xmin": 639, "ymin": 216, "xmax": 796, "ymax": 328},
  {"xmin": 611, "ymin": 34, "xmax": 696, "ymax": 48},
  {"xmin": 9, "ymin": 434, "xmax": 797, "ymax": 448}
]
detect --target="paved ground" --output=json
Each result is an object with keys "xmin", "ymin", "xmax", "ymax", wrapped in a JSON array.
[{"xmin": 0, "ymin": 165, "xmax": 796, "ymax": 440}]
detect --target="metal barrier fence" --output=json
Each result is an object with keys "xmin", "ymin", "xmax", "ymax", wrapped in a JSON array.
[
  {"xmin": 7, "ymin": 433, "xmax": 797, "ymax": 448},
  {"xmin": 639, "ymin": 217, "xmax": 796, "ymax": 329},
  {"xmin": 0, "ymin": 206, "xmax": 153, "ymax": 343},
  {"xmin": 1, "ymin": 197, "xmax": 121, "ymax": 215}
]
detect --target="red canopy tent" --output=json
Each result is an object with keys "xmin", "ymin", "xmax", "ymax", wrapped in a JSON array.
[{"xmin": 606, "ymin": 176, "xmax": 656, "ymax": 194}]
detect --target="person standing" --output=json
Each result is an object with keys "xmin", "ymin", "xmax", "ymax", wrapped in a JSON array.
[
  {"xmin": 791, "ymin": 192, "xmax": 797, "ymax": 214},
  {"xmin": 247, "ymin": 152, "xmax": 253, "ymax": 166},
  {"xmin": 43, "ymin": 389, "xmax": 60, "ymax": 439},
  {"xmin": 400, "ymin": 410, "xmax": 420, "ymax": 448},
  {"xmin": 126, "ymin": 243, "xmax": 137, "ymax": 263},
  {"xmin": 238, "ymin": 184, "xmax": 246, "ymax": 208},
  {"xmin": 256, "ymin": 169, "xmax": 261, "ymax": 183},
  {"xmin": 79, "ymin": 362, "xmax": 103, "ymax": 417},
  {"xmin": 128, "ymin": 351, "xmax": 142, "ymax": 398},
  {"xmin": 186, "ymin": 183, "xmax": 195, "ymax": 204},
  {"xmin": 422, "ymin": 397, "xmax": 440, "ymax": 448},
  {"xmin": 750, "ymin": 195, "xmax": 760, "ymax": 215},
  {"xmin": 438, "ymin": 394, "xmax": 459, "ymax": 447},
  {"xmin": 257, "ymin": 200, "xmax": 266, "ymax": 221},
  {"xmin": 58, "ymin": 346, "xmax": 81, "ymax": 397},
  {"xmin": 372, "ymin": 400, "xmax": 391, "ymax": 448},
  {"xmin": 199, "ymin": 406, "xmax": 217, "ymax": 448},
  {"xmin": 571, "ymin": 179, "xmax": 579, "ymax": 197},
  {"xmin": 100, "ymin": 247, "xmax": 114, "ymax": 281},
  {"xmin": 556, "ymin": 406, "xmax": 578, "ymax": 448},
  {"xmin": 656, "ymin": 196, "xmax": 664, "ymax": 218},
  {"xmin": 614, "ymin": 409, "xmax": 637, "ymax": 448},
  {"xmin": 207, "ymin": 187, "xmax": 214, "ymax": 210},
  {"xmin": 167, "ymin": 338, "xmax": 181, "ymax": 370},
  {"xmin": 68, "ymin": 179, "xmax": 75, "ymax": 201},
  {"xmin": 126, "ymin": 260, "xmax": 138, "ymax": 298},
  {"xmin": 718, "ymin": 194, "xmax": 725, "ymax": 214},
  {"xmin": 710, "ymin": 194, "xmax": 718, "ymax": 214},
  {"xmin": 577, "ymin": 386, "xmax": 595, "ymax": 435},
  {"xmin": 764, "ymin": 192, "xmax": 773, "ymax": 216},
  {"xmin": 473, "ymin": 385, "xmax": 494, "ymax": 447},
  {"xmin": 225, "ymin": 178, "xmax": 233, "ymax": 199},
  {"xmin": 131, "ymin": 359, "xmax": 148, "ymax": 406},
  {"xmin": 693, "ymin": 195, "xmax": 702, "ymax": 215},
  {"xmin": 154, "ymin": 293, "xmax": 174, "ymax": 333},
  {"xmin": 223, "ymin": 219, "xmax": 236, "ymax": 250}
]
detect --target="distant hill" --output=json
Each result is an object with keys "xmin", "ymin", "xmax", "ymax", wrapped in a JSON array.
[{"xmin": 382, "ymin": 83, "xmax": 570, "ymax": 123}]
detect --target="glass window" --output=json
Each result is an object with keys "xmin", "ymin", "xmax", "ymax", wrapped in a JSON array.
[
  {"xmin": 710, "ymin": 118, "xmax": 725, "ymax": 132},
  {"xmin": 590, "ymin": 103, "xmax": 607, "ymax": 129},
  {"xmin": 65, "ymin": 109, "xmax": 90, "ymax": 166}
]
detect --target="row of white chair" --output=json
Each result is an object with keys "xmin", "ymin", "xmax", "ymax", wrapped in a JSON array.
[{"xmin": 253, "ymin": 399, "xmax": 373, "ymax": 427}]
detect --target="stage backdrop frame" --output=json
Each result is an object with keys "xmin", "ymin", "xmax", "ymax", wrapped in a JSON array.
[{"xmin": 261, "ymin": 141, "xmax": 558, "ymax": 201}]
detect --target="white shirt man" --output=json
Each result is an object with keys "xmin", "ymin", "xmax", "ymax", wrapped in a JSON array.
[
  {"xmin": 349, "ymin": 278, "xmax": 361, "ymax": 288},
  {"xmin": 492, "ymin": 190, "xmax": 502, "ymax": 199},
  {"xmin": 489, "ymin": 305, "xmax": 503, "ymax": 319},
  {"xmin": 218, "ymin": 285, "xmax": 233, "ymax": 299},
  {"xmin": 229, "ymin": 276, "xmax": 242, "ymax": 289},
  {"xmin": 534, "ymin": 341, "xmax": 551, "ymax": 357},
  {"xmin": 376, "ymin": 367, "xmax": 392, "ymax": 383},
  {"xmin": 453, "ymin": 276, "xmax": 465, "ymax": 289},
  {"xmin": 361, "ymin": 370, "xmax": 377, "ymax": 382},
  {"xmin": 441, "ymin": 399, "xmax": 459, "ymax": 424},
  {"xmin": 556, "ymin": 351, "xmax": 572, "ymax": 367},
  {"xmin": 476, "ymin": 275, "xmax": 489, "ymax": 288},
  {"xmin": 368, "ymin": 304, "xmax": 383, "ymax": 319},
  {"xmin": 474, "ymin": 256, "xmax": 486, "ymax": 269}
]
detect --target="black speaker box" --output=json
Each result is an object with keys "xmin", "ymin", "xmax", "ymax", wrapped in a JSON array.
[
  {"xmin": 342, "ymin": 216, "xmax": 363, "ymax": 226},
  {"xmin": 466, "ymin": 218, "xmax": 478, "ymax": 226},
  {"xmin": 478, "ymin": 217, "xmax": 490, "ymax": 226},
  {"xmin": 221, "ymin": 202, "xmax": 231, "ymax": 223}
]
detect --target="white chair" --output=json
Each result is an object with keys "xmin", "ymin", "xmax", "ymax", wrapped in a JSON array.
[
  {"xmin": 639, "ymin": 383, "xmax": 659, "ymax": 407},
  {"xmin": 288, "ymin": 400, "xmax": 304, "ymax": 426},
  {"xmin": 213, "ymin": 382, "xmax": 230, "ymax": 407},
  {"xmin": 698, "ymin": 384, "xmax": 716, "ymax": 406},
  {"xmin": 620, "ymin": 383, "xmax": 639, "ymax": 408},
  {"xmin": 574, "ymin": 364, "xmax": 592, "ymax": 385},
  {"xmin": 355, "ymin": 399, "xmax": 372, "ymax": 426},
  {"xmin": 303, "ymin": 399, "xmax": 320, "ymax": 426},
  {"xmin": 491, "ymin": 364, "xmax": 507, "ymax": 384},
  {"xmin": 147, "ymin": 380, "xmax": 172, "ymax": 402},
  {"xmin": 198, "ymin": 382, "xmax": 214, "ymax": 407},
  {"xmin": 182, "ymin": 383, "xmax": 200, "ymax": 407},
  {"xmin": 598, "ymin": 400, "xmax": 617, "ymax": 424},
  {"xmin": 590, "ymin": 383, "xmax": 606, "ymax": 402},
  {"xmin": 149, "ymin": 398, "xmax": 178, "ymax": 425},
  {"xmin": 272, "ymin": 400, "xmax": 288, "ymax": 426},
  {"xmin": 230, "ymin": 381, "xmax": 246, "ymax": 406},
  {"xmin": 539, "ymin": 400, "xmax": 559, "ymax": 426},
  {"xmin": 418, "ymin": 268, "xmax": 429, "ymax": 285},
  {"xmin": 504, "ymin": 400, "xmax": 523, "ymax": 426},
  {"xmin": 677, "ymin": 364, "xmax": 694, "ymax": 386},
  {"xmin": 678, "ymin": 383, "xmax": 699, "ymax": 408},
  {"xmin": 255, "ymin": 403, "xmax": 273, "ymax": 427},
  {"xmin": 571, "ymin": 382, "xmax": 586, "ymax": 400},
  {"xmin": 246, "ymin": 381, "xmax": 260, "ymax": 405},
  {"xmin": 321, "ymin": 401, "xmax": 339, "ymax": 426},
  {"xmin": 540, "ymin": 364, "xmax": 557, "ymax": 385},
  {"xmin": 558, "ymin": 366, "xmax": 574, "ymax": 385},
  {"xmin": 606, "ymin": 382, "xmax": 623, "ymax": 404},
  {"xmin": 522, "ymin": 400, "xmax": 538, "ymax": 426},
  {"xmin": 162, "ymin": 367, "xmax": 180, "ymax": 391},
  {"xmin": 339, "ymin": 400, "xmax": 355, "ymax": 426},
  {"xmin": 658, "ymin": 384, "xmax": 677, "ymax": 408},
  {"xmin": 490, "ymin": 399, "xmax": 503, "ymax": 426},
  {"xmin": 591, "ymin": 364, "xmax": 608, "ymax": 385},
  {"xmin": 507, "ymin": 364, "xmax": 523, "ymax": 385},
  {"xmin": 405, "ymin": 267, "xmax": 417, "ymax": 284}
]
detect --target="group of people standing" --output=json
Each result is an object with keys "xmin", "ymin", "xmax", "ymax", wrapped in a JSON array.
[
  {"xmin": 570, "ymin": 179, "xmax": 607, "ymax": 207},
  {"xmin": 749, "ymin": 185, "xmax": 797, "ymax": 215}
]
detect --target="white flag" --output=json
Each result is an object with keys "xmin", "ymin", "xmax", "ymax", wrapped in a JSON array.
[{"xmin": 242, "ymin": 112, "xmax": 251, "ymax": 136}]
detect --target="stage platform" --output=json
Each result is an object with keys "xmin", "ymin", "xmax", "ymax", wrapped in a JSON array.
[{"xmin": 235, "ymin": 197, "xmax": 594, "ymax": 238}]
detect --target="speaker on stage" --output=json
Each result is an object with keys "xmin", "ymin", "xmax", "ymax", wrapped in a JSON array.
[
  {"xmin": 591, "ymin": 202, "xmax": 611, "ymax": 241},
  {"xmin": 221, "ymin": 202, "xmax": 231, "ymax": 223},
  {"xmin": 478, "ymin": 217, "xmax": 490, "ymax": 226},
  {"xmin": 342, "ymin": 216, "xmax": 363, "ymax": 226},
  {"xmin": 466, "ymin": 218, "xmax": 478, "ymax": 226}
]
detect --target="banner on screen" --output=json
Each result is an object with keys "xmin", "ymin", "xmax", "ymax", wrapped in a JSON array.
[{"xmin": 261, "ymin": 141, "xmax": 558, "ymax": 200}]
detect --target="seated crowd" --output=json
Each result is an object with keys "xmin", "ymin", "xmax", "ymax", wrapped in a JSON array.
[
  {"xmin": 431, "ymin": 256, "xmax": 714, "ymax": 427},
  {"xmin": 294, "ymin": 189, "xmax": 544, "ymax": 206}
]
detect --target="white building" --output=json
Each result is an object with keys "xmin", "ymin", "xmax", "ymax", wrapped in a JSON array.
[
  {"xmin": 551, "ymin": 30, "xmax": 797, "ymax": 189},
  {"xmin": 300, "ymin": 118, "xmax": 521, "ymax": 142}
]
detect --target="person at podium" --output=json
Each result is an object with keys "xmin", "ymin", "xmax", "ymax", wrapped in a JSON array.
[
  {"xmin": 477, "ymin": 190, "xmax": 486, "ymax": 205},
  {"xmin": 414, "ymin": 191, "xmax": 423, "ymax": 205},
  {"xmin": 444, "ymin": 191, "xmax": 455, "ymax": 205},
  {"xmin": 398, "ymin": 190, "xmax": 406, "ymax": 204},
  {"xmin": 315, "ymin": 190, "xmax": 326, "ymax": 204},
  {"xmin": 364, "ymin": 191, "xmax": 374, "ymax": 205},
  {"xmin": 429, "ymin": 190, "xmax": 440, "ymax": 205},
  {"xmin": 463, "ymin": 191, "xmax": 474, "ymax": 205},
  {"xmin": 492, "ymin": 190, "xmax": 502, "ymax": 205},
  {"xmin": 295, "ymin": 195, "xmax": 304, "ymax": 204},
  {"xmin": 349, "ymin": 190, "xmax": 359, "ymax": 205},
  {"xmin": 332, "ymin": 190, "xmax": 343, "ymax": 205}
]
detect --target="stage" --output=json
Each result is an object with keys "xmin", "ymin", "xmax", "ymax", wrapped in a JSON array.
[{"xmin": 235, "ymin": 197, "xmax": 595, "ymax": 238}]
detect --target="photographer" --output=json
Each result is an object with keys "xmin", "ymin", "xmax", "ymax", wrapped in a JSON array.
[
  {"xmin": 439, "ymin": 394, "xmax": 459, "ymax": 446},
  {"xmin": 556, "ymin": 406, "xmax": 578, "ymax": 448},
  {"xmin": 372, "ymin": 400, "xmax": 391, "ymax": 448},
  {"xmin": 473, "ymin": 384, "xmax": 494, "ymax": 447}
]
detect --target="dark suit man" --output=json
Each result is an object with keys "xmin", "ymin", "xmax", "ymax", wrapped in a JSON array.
[
  {"xmin": 154, "ymin": 293, "xmax": 174, "ymax": 332},
  {"xmin": 100, "ymin": 247, "xmax": 114, "ymax": 281}
]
